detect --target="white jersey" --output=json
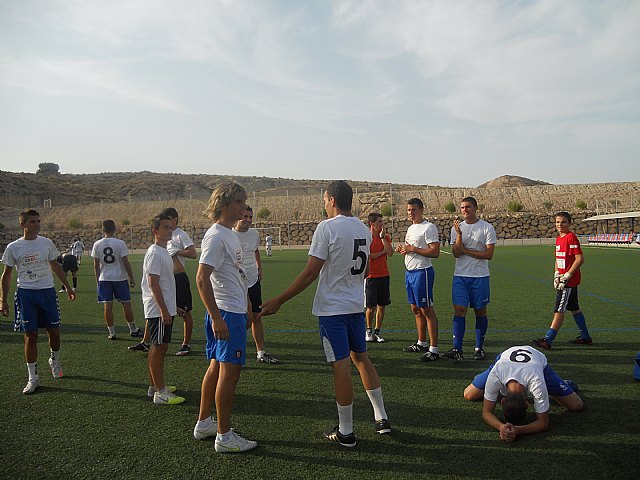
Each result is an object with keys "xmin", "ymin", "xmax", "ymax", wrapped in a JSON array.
[
  {"xmin": 484, "ymin": 346, "xmax": 550, "ymax": 414},
  {"xmin": 91, "ymin": 237, "xmax": 129, "ymax": 282},
  {"xmin": 309, "ymin": 215, "xmax": 371, "ymax": 317},
  {"xmin": 234, "ymin": 228, "xmax": 260, "ymax": 288},
  {"xmin": 265, "ymin": 235, "xmax": 273, "ymax": 247},
  {"xmin": 451, "ymin": 219, "xmax": 496, "ymax": 277},
  {"xmin": 1, "ymin": 236, "xmax": 59, "ymax": 289},
  {"xmin": 167, "ymin": 227, "xmax": 195, "ymax": 268},
  {"xmin": 200, "ymin": 223, "xmax": 247, "ymax": 314},
  {"xmin": 70, "ymin": 240, "xmax": 85, "ymax": 257},
  {"xmin": 404, "ymin": 221, "xmax": 440, "ymax": 271},
  {"xmin": 141, "ymin": 244, "xmax": 177, "ymax": 318}
]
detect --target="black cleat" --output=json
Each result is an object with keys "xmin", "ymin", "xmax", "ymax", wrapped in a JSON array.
[
  {"xmin": 375, "ymin": 418, "xmax": 391, "ymax": 434},
  {"xmin": 324, "ymin": 426, "xmax": 356, "ymax": 447}
]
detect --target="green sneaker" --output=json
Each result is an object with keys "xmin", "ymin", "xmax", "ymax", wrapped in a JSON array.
[{"xmin": 153, "ymin": 390, "xmax": 185, "ymax": 405}]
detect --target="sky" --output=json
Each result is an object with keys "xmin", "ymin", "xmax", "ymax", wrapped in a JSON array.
[{"xmin": 1, "ymin": 0, "xmax": 639, "ymax": 187}]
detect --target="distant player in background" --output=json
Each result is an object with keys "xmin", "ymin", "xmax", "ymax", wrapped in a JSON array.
[
  {"xmin": 57, "ymin": 250, "xmax": 79, "ymax": 293},
  {"xmin": 532, "ymin": 212, "xmax": 592, "ymax": 349},
  {"xmin": 442, "ymin": 197, "xmax": 496, "ymax": 361},
  {"xmin": 463, "ymin": 345, "xmax": 583, "ymax": 442},
  {"xmin": 91, "ymin": 220, "xmax": 142, "ymax": 340},
  {"xmin": 1, "ymin": 209, "xmax": 75, "ymax": 394},
  {"xmin": 365, "ymin": 212, "xmax": 393, "ymax": 343},
  {"xmin": 265, "ymin": 234, "xmax": 273, "ymax": 257},
  {"xmin": 142, "ymin": 213, "xmax": 184, "ymax": 405},
  {"xmin": 70, "ymin": 237, "xmax": 85, "ymax": 265},
  {"xmin": 260, "ymin": 180, "xmax": 391, "ymax": 448},
  {"xmin": 395, "ymin": 198, "xmax": 441, "ymax": 362},
  {"xmin": 234, "ymin": 206, "xmax": 279, "ymax": 364}
]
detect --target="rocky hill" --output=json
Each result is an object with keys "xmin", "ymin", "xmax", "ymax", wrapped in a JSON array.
[{"xmin": 478, "ymin": 175, "xmax": 550, "ymax": 188}]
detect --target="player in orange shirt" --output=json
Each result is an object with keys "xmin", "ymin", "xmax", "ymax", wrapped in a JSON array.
[{"xmin": 365, "ymin": 213, "xmax": 394, "ymax": 343}]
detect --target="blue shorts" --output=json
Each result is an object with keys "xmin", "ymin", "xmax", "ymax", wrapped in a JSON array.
[
  {"xmin": 452, "ymin": 276, "xmax": 490, "ymax": 309},
  {"xmin": 97, "ymin": 280, "xmax": 131, "ymax": 303},
  {"xmin": 14, "ymin": 288, "xmax": 61, "ymax": 332},
  {"xmin": 405, "ymin": 267, "xmax": 435, "ymax": 307},
  {"xmin": 471, "ymin": 357, "xmax": 574, "ymax": 398},
  {"xmin": 319, "ymin": 313, "xmax": 367, "ymax": 363},
  {"xmin": 204, "ymin": 310, "xmax": 247, "ymax": 365}
]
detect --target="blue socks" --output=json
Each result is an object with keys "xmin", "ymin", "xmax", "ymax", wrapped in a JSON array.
[
  {"xmin": 452, "ymin": 316, "xmax": 465, "ymax": 349},
  {"xmin": 545, "ymin": 328, "xmax": 558, "ymax": 343},
  {"xmin": 475, "ymin": 316, "xmax": 488, "ymax": 349},
  {"xmin": 572, "ymin": 312, "xmax": 591, "ymax": 340}
]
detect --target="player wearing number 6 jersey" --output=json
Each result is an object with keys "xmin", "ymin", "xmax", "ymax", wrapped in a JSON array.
[
  {"xmin": 260, "ymin": 180, "xmax": 391, "ymax": 448},
  {"xmin": 463, "ymin": 345, "xmax": 583, "ymax": 442},
  {"xmin": 91, "ymin": 220, "xmax": 142, "ymax": 340}
]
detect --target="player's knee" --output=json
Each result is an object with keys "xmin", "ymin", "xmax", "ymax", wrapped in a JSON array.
[
  {"xmin": 411, "ymin": 305, "xmax": 421, "ymax": 315},
  {"xmin": 463, "ymin": 384, "xmax": 482, "ymax": 402},
  {"xmin": 454, "ymin": 306, "xmax": 467, "ymax": 317}
]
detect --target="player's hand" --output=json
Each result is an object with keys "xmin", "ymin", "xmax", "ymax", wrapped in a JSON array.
[
  {"xmin": 129, "ymin": 279, "xmax": 135, "ymax": 289},
  {"xmin": 257, "ymin": 267, "xmax": 263, "ymax": 282},
  {"xmin": 258, "ymin": 298, "xmax": 281, "ymax": 318},
  {"xmin": 395, "ymin": 244, "xmax": 407, "ymax": 255},
  {"xmin": 67, "ymin": 290, "xmax": 76, "ymax": 301},
  {"xmin": 1, "ymin": 300, "xmax": 9, "ymax": 317},
  {"xmin": 211, "ymin": 316, "xmax": 229, "ymax": 340},
  {"xmin": 176, "ymin": 307, "xmax": 186, "ymax": 317},
  {"xmin": 553, "ymin": 271, "xmax": 561, "ymax": 289},
  {"xmin": 499, "ymin": 423, "xmax": 516, "ymax": 442},
  {"xmin": 556, "ymin": 273, "xmax": 572, "ymax": 290},
  {"xmin": 161, "ymin": 311, "xmax": 173, "ymax": 325},
  {"xmin": 453, "ymin": 219, "xmax": 462, "ymax": 235}
]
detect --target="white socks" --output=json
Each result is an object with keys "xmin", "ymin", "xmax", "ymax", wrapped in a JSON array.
[
  {"xmin": 366, "ymin": 387, "xmax": 388, "ymax": 421},
  {"xmin": 337, "ymin": 402, "xmax": 353, "ymax": 435},
  {"xmin": 27, "ymin": 362, "xmax": 38, "ymax": 381}
]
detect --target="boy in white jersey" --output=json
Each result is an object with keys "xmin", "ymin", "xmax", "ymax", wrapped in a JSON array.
[
  {"xmin": 192, "ymin": 182, "xmax": 257, "ymax": 453},
  {"xmin": 142, "ymin": 213, "xmax": 184, "ymax": 405},
  {"xmin": 395, "ymin": 198, "xmax": 441, "ymax": 362},
  {"xmin": 265, "ymin": 235, "xmax": 273, "ymax": 257},
  {"xmin": 260, "ymin": 180, "xmax": 391, "ymax": 448},
  {"xmin": 70, "ymin": 237, "xmax": 85, "ymax": 265},
  {"xmin": 92, "ymin": 220, "xmax": 142, "ymax": 340},
  {"xmin": 463, "ymin": 345, "xmax": 583, "ymax": 442},
  {"xmin": 442, "ymin": 197, "xmax": 496, "ymax": 361},
  {"xmin": 1, "ymin": 210, "xmax": 76, "ymax": 394},
  {"xmin": 234, "ymin": 206, "xmax": 279, "ymax": 364}
]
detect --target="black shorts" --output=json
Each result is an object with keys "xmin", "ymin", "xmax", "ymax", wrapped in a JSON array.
[
  {"xmin": 555, "ymin": 287, "xmax": 579, "ymax": 313},
  {"xmin": 365, "ymin": 276, "xmax": 391, "ymax": 308},
  {"xmin": 147, "ymin": 317, "xmax": 174, "ymax": 345},
  {"xmin": 174, "ymin": 272, "xmax": 193, "ymax": 312},
  {"xmin": 62, "ymin": 256, "xmax": 78, "ymax": 273},
  {"xmin": 248, "ymin": 281, "xmax": 262, "ymax": 313}
]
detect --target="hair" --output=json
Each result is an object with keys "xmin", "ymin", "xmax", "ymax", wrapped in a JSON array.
[
  {"xmin": 245, "ymin": 205, "xmax": 253, "ymax": 212},
  {"xmin": 326, "ymin": 180, "xmax": 353, "ymax": 211},
  {"xmin": 502, "ymin": 391, "xmax": 528, "ymax": 425},
  {"xmin": 368, "ymin": 212, "xmax": 382, "ymax": 224},
  {"xmin": 162, "ymin": 207, "xmax": 179, "ymax": 219},
  {"xmin": 407, "ymin": 198, "xmax": 424, "ymax": 209},
  {"xmin": 204, "ymin": 182, "xmax": 247, "ymax": 221},
  {"xmin": 150, "ymin": 213, "xmax": 173, "ymax": 232},
  {"xmin": 19, "ymin": 209, "xmax": 40, "ymax": 224},
  {"xmin": 102, "ymin": 220, "xmax": 116, "ymax": 233},
  {"xmin": 461, "ymin": 196, "xmax": 478, "ymax": 208},
  {"xmin": 555, "ymin": 211, "xmax": 572, "ymax": 224}
]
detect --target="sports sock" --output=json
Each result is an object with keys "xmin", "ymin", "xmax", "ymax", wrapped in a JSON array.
[
  {"xmin": 217, "ymin": 430, "xmax": 232, "ymax": 442},
  {"xmin": 72, "ymin": 277, "xmax": 77, "ymax": 289},
  {"xmin": 127, "ymin": 321, "xmax": 138, "ymax": 333},
  {"xmin": 474, "ymin": 316, "xmax": 488, "ymax": 349},
  {"xmin": 108, "ymin": 325, "xmax": 116, "ymax": 336},
  {"xmin": 545, "ymin": 328, "xmax": 558, "ymax": 342},
  {"xmin": 50, "ymin": 349, "xmax": 59, "ymax": 363},
  {"xmin": 27, "ymin": 362, "xmax": 38, "ymax": 381},
  {"xmin": 452, "ymin": 316, "xmax": 466, "ymax": 349},
  {"xmin": 197, "ymin": 416, "xmax": 214, "ymax": 429},
  {"xmin": 417, "ymin": 340, "xmax": 429, "ymax": 347},
  {"xmin": 257, "ymin": 350, "xmax": 265, "ymax": 358},
  {"xmin": 366, "ymin": 328, "xmax": 373, "ymax": 334},
  {"xmin": 572, "ymin": 312, "xmax": 591, "ymax": 339},
  {"xmin": 374, "ymin": 328, "xmax": 381, "ymax": 335},
  {"xmin": 429, "ymin": 346, "xmax": 439, "ymax": 354},
  {"xmin": 366, "ymin": 387, "xmax": 388, "ymax": 421},
  {"xmin": 337, "ymin": 402, "xmax": 353, "ymax": 435}
]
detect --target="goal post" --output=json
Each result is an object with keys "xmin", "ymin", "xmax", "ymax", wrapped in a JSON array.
[{"xmin": 254, "ymin": 227, "xmax": 283, "ymax": 252}]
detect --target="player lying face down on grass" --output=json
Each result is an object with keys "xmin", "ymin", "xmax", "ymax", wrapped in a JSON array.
[{"xmin": 463, "ymin": 345, "xmax": 583, "ymax": 442}]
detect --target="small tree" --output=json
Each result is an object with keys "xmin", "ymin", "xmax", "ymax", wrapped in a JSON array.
[
  {"xmin": 444, "ymin": 201, "xmax": 456, "ymax": 213},
  {"xmin": 543, "ymin": 201, "xmax": 554, "ymax": 211},
  {"xmin": 507, "ymin": 201, "xmax": 524, "ymax": 212},
  {"xmin": 122, "ymin": 219, "xmax": 131, "ymax": 226},
  {"xmin": 380, "ymin": 203, "xmax": 393, "ymax": 217},
  {"xmin": 257, "ymin": 207, "xmax": 271, "ymax": 220},
  {"xmin": 69, "ymin": 218, "xmax": 83, "ymax": 229},
  {"xmin": 576, "ymin": 200, "xmax": 587, "ymax": 210},
  {"xmin": 36, "ymin": 162, "xmax": 60, "ymax": 175}
]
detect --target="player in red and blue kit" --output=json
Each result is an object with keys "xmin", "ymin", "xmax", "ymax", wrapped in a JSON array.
[{"xmin": 532, "ymin": 212, "xmax": 592, "ymax": 349}]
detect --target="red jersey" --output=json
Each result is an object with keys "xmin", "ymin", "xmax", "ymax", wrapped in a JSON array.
[
  {"xmin": 368, "ymin": 234, "xmax": 390, "ymax": 278},
  {"xmin": 555, "ymin": 232, "xmax": 582, "ymax": 287}
]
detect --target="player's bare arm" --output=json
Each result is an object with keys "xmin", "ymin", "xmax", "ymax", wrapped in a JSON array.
[
  {"xmin": 402, "ymin": 241, "xmax": 440, "ymax": 258},
  {"xmin": 196, "ymin": 263, "xmax": 229, "ymax": 340},
  {"xmin": 50, "ymin": 260, "xmax": 76, "ymax": 301},
  {"xmin": 461, "ymin": 243, "xmax": 495, "ymax": 261},
  {"xmin": 254, "ymin": 249, "xmax": 263, "ymax": 281},
  {"xmin": 512, "ymin": 411, "xmax": 550, "ymax": 437},
  {"xmin": 451, "ymin": 219, "xmax": 464, "ymax": 257},
  {"xmin": 259, "ymin": 256, "xmax": 325, "ymax": 318},
  {"xmin": 148, "ymin": 273, "xmax": 171, "ymax": 325},
  {"xmin": 177, "ymin": 245, "xmax": 197, "ymax": 259},
  {"xmin": 93, "ymin": 257, "xmax": 101, "ymax": 283},
  {"xmin": 122, "ymin": 256, "xmax": 136, "ymax": 288},
  {"xmin": 0, "ymin": 265, "xmax": 13, "ymax": 316}
]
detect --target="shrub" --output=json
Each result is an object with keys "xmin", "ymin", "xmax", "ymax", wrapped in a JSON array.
[
  {"xmin": 46, "ymin": 222, "xmax": 55, "ymax": 230},
  {"xmin": 444, "ymin": 201, "xmax": 456, "ymax": 213},
  {"xmin": 381, "ymin": 203, "xmax": 393, "ymax": 217},
  {"xmin": 36, "ymin": 162, "xmax": 60, "ymax": 175},
  {"xmin": 122, "ymin": 219, "xmax": 131, "ymax": 226},
  {"xmin": 543, "ymin": 201, "xmax": 554, "ymax": 211},
  {"xmin": 292, "ymin": 210, "xmax": 301, "ymax": 221},
  {"xmin": 68, "ymin": 218, "xmax": 83, "ymax": 229},
  {"xmin": 257, "ymin": 207, "xmax": 271, "ymax": 220},
  {"xmin": 576, "ymin": 200, "xmax": 587, "ymax": 210},
  {"xmin": 507, "ymin": 201, "xmax": 524, "ymax": 212}
]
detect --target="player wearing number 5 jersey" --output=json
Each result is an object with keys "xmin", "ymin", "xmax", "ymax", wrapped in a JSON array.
[
  {"xmin": 463, "ymin": 345, "xmax": 583, "ymax": 442},
  {"xmin": 91, "ymin": 220, "xmax": 142, "ymax": 340},
  {"xmin": 260, "ymin": 180, "xmax": 391, "ymax": 448}
]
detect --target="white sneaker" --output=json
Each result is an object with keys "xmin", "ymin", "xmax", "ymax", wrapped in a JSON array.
[
  {"xmin": 147, "ymin": 385, "xmax": 177, "ymax": 398},
  {"xmin": 374, "ymin": 333, "xmax": 386, "ymax": 343},
  {"xmin": 365, "ymin": 330, "xmax": 374, "ymax": 342},
  {"xmin": 48, "ymin": 358, "xmax": 63, "ymax": 379},
  {"xmin": 23, "ymin": 377, "xmax": 39, "ymax": 394},
  {"xmin": 214, "ymin": 431, "xmax": 258, "ymax": 453},
  {"xmin": 193, "ymin": 419, "xmax": 219, "ymax": 440},
  {"xmin": 153, "ymin": 390, "xmax": 186, "ymax": 405}
]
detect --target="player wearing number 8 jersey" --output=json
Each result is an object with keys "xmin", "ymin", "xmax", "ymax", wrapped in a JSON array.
[
  {"xmin": 463, "ymin": 345, "xmax": 583, "ymax": 442},
  {"xmin": 260, "ymin": 180, "xmax": 391, "ymax": 448},
  {"xmin": 91, "ymin": 220, "xmax": 142, "ymax": 340}
]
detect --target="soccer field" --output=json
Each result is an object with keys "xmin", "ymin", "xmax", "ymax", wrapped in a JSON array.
[{"xmin": 1, "ymin": 245, "xmax": 639, "ymax": 480}]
